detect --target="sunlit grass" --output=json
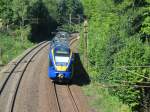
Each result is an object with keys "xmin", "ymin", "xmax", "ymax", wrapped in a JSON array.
[
  {"xmin": 0, "ymin": 34, "xmax": 34, "ymax": 65},
  {"xmin": 82, "ymin": 82, "xmax": 131, "ymax": 112}
]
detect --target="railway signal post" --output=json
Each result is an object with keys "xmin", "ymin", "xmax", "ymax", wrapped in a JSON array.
[
  {"xmin": 0, "ymin": 48, "xmax": 2, "ymax": 65},
  {"xmin": 83, "ymin": 19, "xmax": 88, "ymax": 70}
]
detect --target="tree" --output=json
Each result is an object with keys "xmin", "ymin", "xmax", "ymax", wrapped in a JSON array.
[
  {"xmin": 0, "ymin": 0, "xmax": 13, "ymax": 24},
  {"xmin": 57, "ymin": 0, "xmax": 83, "ymax": 24},
  {"xmin": 27, "ymin": 0, "xmax": 57, "ymax": 42},
  {"xmin": 141, "ymin": 16, "xmax": 150, "ymax": 36},
  {"xmin": 12, "ymin": 0, "xmax": 30, "ymax": 23}
]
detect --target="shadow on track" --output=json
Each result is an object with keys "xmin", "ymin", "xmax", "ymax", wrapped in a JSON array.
[{"xmin": 71, "ymin": 53, "xmax": 91, "ymax": 86}]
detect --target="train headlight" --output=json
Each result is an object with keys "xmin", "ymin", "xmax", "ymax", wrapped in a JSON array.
[{"xmin": 58, "ymin": 74, "xmax": 64, "ymax": 79}]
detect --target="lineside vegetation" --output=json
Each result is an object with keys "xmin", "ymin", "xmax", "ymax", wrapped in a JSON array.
[
  {"xmin": 0, "ymin": 0, "xmax": 150, "ymax": 112},
  {"xmin": 80, "ymin": 0, "xmax": 150, "ymax": 112}
]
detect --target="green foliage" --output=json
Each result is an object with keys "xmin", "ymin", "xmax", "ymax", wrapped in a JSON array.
[
  {"xmin": 110, "ymin": 38, "xmax": 150, "ymax": 106},
  {"xmin": 80, "ymin": 0, "xmax": 150, "ymax": 111},
  {"xmin": 141, "ymin": 16, "xmax": 150, "ymax": 35},
  {"xmin": 43, "ymin": 0, "xmax": 59, "ymax": 20},
  {"xmin": 0, "ymin": 0, "xmax": 13, "ymax": 24},
  {"xmin": 82, "ymin": 83, "xmax": 132, "ymax": 112},
  {"xmin": 0, "ymin": 0, "xmax": 84, "ymax": 64},
  {"xmin": 57, "ymin": 0, "xmax": 83, "ymax": 24},
  {"xmin": 58, "ymin": 24, "xmax": 80, "ymax": 33},
  {"xmin": 12, "ymin": 0, "xmax": 29, "ymax": 22},
  {"xmin": 0, "ymin": 32, "xmax": 33, "ymax": 64}
]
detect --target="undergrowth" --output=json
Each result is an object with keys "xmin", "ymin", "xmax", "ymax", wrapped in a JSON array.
[
  {"xmin": 0, "ymin": 32, "xmax": 34, "ymax": 65},
  {"xmin": 82, "ymin": 82, "xmax": 131, "ymax": 112}
]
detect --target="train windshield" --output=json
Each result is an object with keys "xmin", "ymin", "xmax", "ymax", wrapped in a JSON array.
[{"xmin": 54, "ymin": 47, "xmax": 70, "ymax": 63}]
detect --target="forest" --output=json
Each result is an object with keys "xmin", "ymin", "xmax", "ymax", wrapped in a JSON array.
[{"xmin": 0, "ymin": 0, "xmax": 150, "ymax": 112}]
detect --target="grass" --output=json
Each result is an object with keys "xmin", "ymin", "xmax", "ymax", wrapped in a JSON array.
[
  {"xmin": 0, "ymin": 33, "xmax": 34, "ymax": 65},
  {"xmin": 82, "ymin": 82, "xmax": 132, "ymax": 112}
]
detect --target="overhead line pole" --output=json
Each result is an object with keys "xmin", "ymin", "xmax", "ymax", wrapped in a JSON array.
[
  {"xmin": 83, "ymin": 19, "xmax": 88, "ymax": 70},
  {"xmin": 69, "ymin": 14, "xmax": 72, "ymax": 29},
  {"xmin": 0, "ymin": 48, "xmax": 2, "ymax": 65}
]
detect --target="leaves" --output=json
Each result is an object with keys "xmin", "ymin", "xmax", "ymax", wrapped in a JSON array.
[
  {"xmin": 57, "ymin": 0, "xmax": 83, "ymax": 24},
  {"xmin": 81, "ymin": 0, "xmax": 150, "ymax": 111},
  {"xmin": 141, "ymin": 16, "xmax": 150, "ymax": 35}
]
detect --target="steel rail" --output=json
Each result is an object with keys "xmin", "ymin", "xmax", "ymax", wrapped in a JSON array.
[
  {"xmin": 52, "ymin": 83, "xmax": 79, "ymax": 112},
  {"xmin": 66, "ymin": 85, "xmax": 80, "ymax": 112},
  {"xmin": 6, "ymin": 42, "xmax": 49, "ymax": 112},
  {"xmin": 48, "ymin": 37, "xmax": 79, "ymax": 112},
  {"xmin": 69, "ymin": 36, "xmax": 80, "ymax": 46},
  {"xmin": 0, "ymin": 41, "xmax": 47, "ymax": 95},
  {"xmin": 53, "ymin": 82, "xmax": 62, "ymax": 112}
]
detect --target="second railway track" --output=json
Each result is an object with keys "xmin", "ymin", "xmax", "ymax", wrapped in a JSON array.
[
  {"xmin": 0, "ymin": 41, "xmax": 49, "ymax": 94},
  {"xmin": 0, "ymin": 41, "xmax": 49, "ymax": 112}
]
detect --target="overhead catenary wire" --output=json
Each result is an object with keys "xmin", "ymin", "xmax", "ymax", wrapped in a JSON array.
[
  {"xmin": 95, "ymin": 83, "xmax": 150, "ymax": 88},
  {"xmin": 87, "ymin": 62, "xmax": 150, "ymax": 81},
  {"xmin": 97, "ymin": 78, "xmax": 150, "ymax": 84},
  {"xmin": 116, "ymin": 65, "xmax": 150, "ymax": 68},
  {"xmin": 118, "ymin": 67, "xmax": 150, "ymax": 80},
  {"xmin": 90, "ymin": 67, "xmax": 150, "ymax": 88}
]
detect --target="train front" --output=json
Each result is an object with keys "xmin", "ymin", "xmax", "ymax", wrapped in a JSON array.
[{"xmin": 48, "ymin": 46, "xmax": 74, "ymax": 82}]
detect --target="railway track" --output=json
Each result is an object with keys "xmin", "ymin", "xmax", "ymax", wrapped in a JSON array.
[
  {"xmin": 0, "ymin": 35, "xmax": 88, "ymax": 112},
  {"xmin": 0, "ymin": 41, "xmax": 49, "ymax": 112},
  {"xmin": 66, "ymin": 85, "xmax": 79, "ymax": 112},
  {"xmin": 0, "ymin": 41, "xmax": 49, "ymax": 94},
  {"xmin": 49, "ymin": 36, "xmax": 81, "ymax": 112},
  {"xmin": 69, "ymin": 33, "xmax": 80, "ymax": 46},
  {"xmin": 52, "ymin": 82, "xmax": 80, "ymax": 112}
]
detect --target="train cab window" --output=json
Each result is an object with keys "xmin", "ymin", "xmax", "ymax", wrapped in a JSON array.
[
  {"xmin": 55, "ymin": 47, "xmax": 70, "ymax": 56},
  {"xmin": 54, "ymin": 47, "xmax": 70, "ymax": 63}
]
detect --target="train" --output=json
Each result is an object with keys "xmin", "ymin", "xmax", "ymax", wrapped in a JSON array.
[{"xmin": 48, "ymin": 32, "xmax": 74, "ymax": 83}]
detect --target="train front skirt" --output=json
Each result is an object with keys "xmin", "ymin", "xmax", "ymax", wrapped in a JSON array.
[{"xmin": 48, "ymin": 67, "xmax": 72, "ymax": 82}]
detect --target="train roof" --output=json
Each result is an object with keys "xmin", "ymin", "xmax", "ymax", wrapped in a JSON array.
[
  {"xmin": 55, "ymin": 32, "xmax": 70, "ymax": 38},
  {"xmin": 51, "ymin": 32, "xmax": 70, "ymax": 49}
]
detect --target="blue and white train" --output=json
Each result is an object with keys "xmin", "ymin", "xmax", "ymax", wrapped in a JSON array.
[{"xmin": 48, "ymin": 32, "xmax": 74, "ymax": 82}]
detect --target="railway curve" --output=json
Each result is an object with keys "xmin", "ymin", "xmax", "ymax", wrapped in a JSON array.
[{"xmin": 0, "ymin": 36, "xmax": 90, "ymax": 112}]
